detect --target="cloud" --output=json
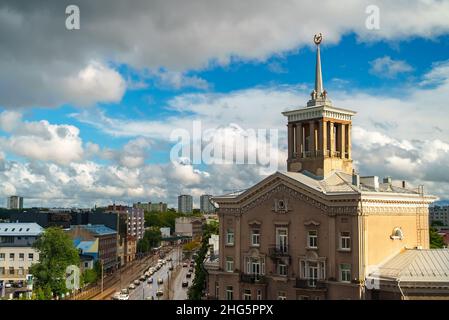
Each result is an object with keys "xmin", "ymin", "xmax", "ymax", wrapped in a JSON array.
[
  {"xmin": 0, "ymin": 111, "xmax": 84, "ymax": 165},
  {"xmin": 369, "ymin": 56, "xmax": 413, "ymax": 78},
  {"xmin": 1, "ymin": 0, "xmax": 449, "ymax": 107}
]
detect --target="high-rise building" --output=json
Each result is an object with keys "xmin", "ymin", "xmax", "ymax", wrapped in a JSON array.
[
  {"xmin": 429, "ymin": 206, "xmax": 449, "ymax": 226},
  {"xmin": 205, "ymin": 34, "xmax": 445, "ymax": 300},
  {"xmin": 106, "ymin": 205, "xmax": 145, "ymax": 240},
  {"xmin": 6, "ymin": 196, "xmax": 23, "ymax": 210},
  {"xmin": 178, "ymin": 195, "xmax": 193, "ymax": 214},
  {"xmin": 200, "ymin": 195, "xmax": 216, "ymax": 214}
]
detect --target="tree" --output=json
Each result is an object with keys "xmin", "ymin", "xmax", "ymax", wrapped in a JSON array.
[
  {"xmin": 137, "ymin": 228, "xmax": 162, "ymax": 253},
  {"xmin": 430, "ymin": 227, "xmax": 446, "ymax": 248},
  {"xmin": 82, "ymin": 268, "xmax": 98, "ymax": 284},
  {"xmin": 29, "ymin": 227, "xmax": 80, "ymax": 299}
]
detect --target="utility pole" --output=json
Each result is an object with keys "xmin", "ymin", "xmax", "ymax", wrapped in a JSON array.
[{"xmin": 101, "ymin": 259, "xmax": 104, "ymax": 293}]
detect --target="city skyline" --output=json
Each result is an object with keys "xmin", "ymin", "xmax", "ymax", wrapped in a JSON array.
[{"xmin": 0, "ymin": 1, "xmax": 448, "ymax": 210}]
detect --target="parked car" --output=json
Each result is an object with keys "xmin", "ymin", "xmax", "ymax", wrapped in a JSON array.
[
  {"xmin": 140, "ymin": 275, "xmax": 146, "ymax": 282},
  {"xmin": 128, "ymin": 283, "xmax": 136, "ymax": 290},
  {"xmin": 112, "ymin": 292, "xmax": 121, "ymax": 300},
  {"xmin": 134, "ymin": 280, "xmax": 140, "ymax": 286},
  {"xmin": 168, "ymin": 265, "xmax": 174, "ymax": 271},
  {"xmin": 118, "ymin": 294, "xmax": 129, "ymax": 300},
  {"xmin": 121, "ymin": 288, "xmax": 129, "ymax": 295},
  {"xmin": 157, "ymin": 278, "xmax": 163, "ymax": 285},
  {"xmin": 182, "ymin": 280, "xmax": 188, "ymax": 288},
  {"xmin": 166, "ymin": 257, "xmax": 172, "ymax": 262},
  {"xmin": 186, "ymin": 272, "xmax": 192, "ymax": 278},
  {"xmin": 188, "ymin": 267, "xmax": 193, "ymax": 273},
  {"xmin": 147, "ymin": 277, "xmax": 153, "ymax": 284},
  {"xmin": 5, "ymin": 282, "xmax": 12, "ymax": 288},
  {"xmin": 156, "ymin": 290, "xmax": 164, "ymax": 297},
  {"xmin": 182, "ymin": 263, "xmax": 188, "ymax": 267}
]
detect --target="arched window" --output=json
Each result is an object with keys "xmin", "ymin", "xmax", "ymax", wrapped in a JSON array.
[{"xmin": 390, "ymin": 227, "xmax": 404, "ymax": 240}]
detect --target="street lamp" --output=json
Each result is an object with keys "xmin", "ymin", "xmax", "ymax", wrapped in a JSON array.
[{"xmin": 100, "ymin": 259, "xmax": 104, "ymax": 293}]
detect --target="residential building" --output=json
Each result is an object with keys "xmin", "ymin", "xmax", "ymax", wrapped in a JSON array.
[
  {"xmin": 205, "ymin": 35, "xmax": 445, "ymax": 300},
  {"xmin": 175, "ymin": 217, "xmax": 205, "ymax": 239},
  {"xmin": 6, "ymin": 196, "xmax": 23, "ymax": 210},
  {"xmin": 178, "ymin": 195, "xmax": 193, "ymax": 214},
  {"xmin": 430, "ymin": 206, "xmax": 449, "ymax": 226},
  {"xmin": 75, "ymin": 239, "xmax": 99, "ymax": 271},
  {"xmin": 200, "ymin": 195, "xmax": 216, "ymax": 214},
  {"xmin": 66, "ymin": 224, "xmax": 117, "ymax": 272},
  {"xmin": 160, "ymin": 227, "xmax": 171, "ymax": 238},
  {"xmin": 134, "ymin": 202, "xmax": 168, "ymax": 213},
  {"xmin": 0, "ymin": 223, "xmax": 42, "ymax": 285},
  {"xmin": 106, "ymin": 205, "xmax": 145, "ymax": 240},
  {"xmin": 125, "ymin": 236, "xmax": 137, "ymax": 263}
]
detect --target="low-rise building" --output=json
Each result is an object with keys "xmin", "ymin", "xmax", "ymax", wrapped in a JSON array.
[
  {"xmin": 0, "ymin": 223, "xmax": 42, "ymax": 285},
  {"xmin": 175, "ymin": 217, "xmax": 205, "ymax": 239},
  {"xmin": 430, "ymin": 206, "xmax": 449, "ymax": 226},
  {"xmin": 125, "ymin": 236, "xmax": 137, "ymax": 263},
  {"xmin": 66, "ymin": 224, "xmax": 117, "ymax": 272}
]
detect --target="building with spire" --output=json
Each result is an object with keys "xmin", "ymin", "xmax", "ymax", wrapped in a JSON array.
[{"xmin": 205, "ymin": 35, "xmax": 449, "ymax": 300}]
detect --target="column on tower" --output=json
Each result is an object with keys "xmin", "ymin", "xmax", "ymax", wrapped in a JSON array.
[
  {"xmin": 292, "ymin": 125, "xmax": 297, "ymax": 157},
  {"xmin": 341, "ymin": 123, "xmax": 346, "ymax": 159},
  {"xmin": 288, "ymin": 123, "xmax": 293, "ymax": 159},
  {"xmin": 329, "ymin": 121, "xmax": 335, "ymax": 157},
  {"xmin": 347, "ymin": 124, "xmax": 352, "ymax": 159},
  {"xmin": 296, "ymin": 122, "xmax": 303, "ymax": 158},
  {"xmin": 322, "ymin": 119, "xmax": 327, "ymax": 157},
  {"xmin": 318, "ymin": 120, "xmax": 323, "ymax": 156},
  {"xmin": 309, "ymin": 121, "xmax": 316, "ymax": 157}
]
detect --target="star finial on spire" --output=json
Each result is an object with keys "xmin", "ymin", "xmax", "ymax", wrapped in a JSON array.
[{"xmin": 307, "ymin": 33, "xmax": 332, "ymax": 107}]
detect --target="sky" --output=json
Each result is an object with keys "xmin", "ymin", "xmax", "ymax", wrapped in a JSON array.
[{"xmin": 1, "ymin": 0, "xmax": 449, "ymax": 208}]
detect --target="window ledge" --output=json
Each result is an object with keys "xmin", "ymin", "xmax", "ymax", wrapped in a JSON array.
[
  {"xmin": 225, "ymin": 244, "xmax": 235, "ymax": 247},
  {"xmin": 338, "ymin": 249, "xmax": 351, "ymax": 253},
  {"xmin": 306, "ymin": 246, "xmax": 318, "ymax": 250}
]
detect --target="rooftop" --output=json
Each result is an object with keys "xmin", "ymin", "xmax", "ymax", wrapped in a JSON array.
[
  {"xmin": 371, "ymin": 249, "xmax": 449, "ymax": 283},
  {"xmin": 73, "ymin": 224, "xmax": 117, "ymax": 236},
  {"xmin": 0, "ymin": 223, "xmax": 43, "ymax": 236}
]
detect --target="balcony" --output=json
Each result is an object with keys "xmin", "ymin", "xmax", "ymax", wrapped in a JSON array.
[
  {"xmin": 240, "ymin": 273, "xmax": 267, "ymax": 284},
  {"xmin": 268, "ymin": 245, "xmax": 290, "ymax": 259},
  {"xmin": 295, "ymin": 278, "xmax": 327, "ymax": 290}
]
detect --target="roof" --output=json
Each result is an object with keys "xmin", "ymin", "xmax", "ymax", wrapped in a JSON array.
[
  {"xmin": 373, "ymin": 249, "xmax": 449, "ymax": 282},
  {"xmin": 0, "ymin": 223, "xmax": 43, "ymax": 236},
  {"xmin": 76, "ymin": 240, "xmax": 98, "ymax": 253},
  {"xmin": 75, "ymin": 224, "xmax": 116, "ymax": 236}
]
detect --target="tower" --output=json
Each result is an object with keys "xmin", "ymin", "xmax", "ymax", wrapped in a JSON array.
[{"xmin": 283, "ymin": 34, "xmax": 356, "ymax": 177}]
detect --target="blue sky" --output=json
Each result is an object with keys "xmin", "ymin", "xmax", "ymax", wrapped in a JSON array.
[{"xmin": 1, "ymin": 1, "xmax": 449, "ymax": 208}]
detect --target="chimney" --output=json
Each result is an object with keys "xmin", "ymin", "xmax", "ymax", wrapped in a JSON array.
[{"xmin": 402, "ymin": 180, "xmax": 406, "ymax": 188}]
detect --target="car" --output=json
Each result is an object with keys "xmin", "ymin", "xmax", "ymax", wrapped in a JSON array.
[
  {"xmin": 128, "ymin": 283, "xmax": 136, "ymax": 290},
  {"xmin": 157, "ymin": 278, "xmax": 163, "ymax": 285},
  {"xmin": 121, "ymin": 288, "xmax": 129, "ymax": 295},
  {"xmin": 166, "ymin": 257, "xmax": 172, "ymax": 262},
  {"xmin": 134, "ymin": 279, "xmax": 140, "ymax": 286},
  {"xmin": 111, "ymin": 292, "xmax": 121, "ymax": 300},
  {"xmin": 156, "ymin": 290, "xmax": 164, "ymax": 297},
  {"xmin": 188, "ymin": 267, "xmax": 193, "ymax": 273},
  {"xmin": 5, "ymin": 283, "xmax": 12, "ymax": 288},
  {"xmin": 118, "ymin": 294, "xmax": 129, "ymax": 300},
  {"xmin": 149, "ymin": 267, "xmax": 155, "ymax": 273},
  {"xmin": 182, "ymin": 280, "xmax": 188, "ymax": 288},
  {"xmin": 147, "ymin": 277, "xmax": 153, "ymax": 284},
  {"xmin": 168, "ymin": 265, "xmax": 174, "ymax": 271},
  {"xmin": 144, "ymin": 272, "xmax": 150, "ymax": 278},
  {"xmin": 145, "ymin": 296, "xmax": 154, "ymax": 300},
  {"xmin": 182, "ymin": 263, "xmax": 188, "ymax": 267},
  {"xmin": 186, "ymin": 272, "xmax": 192, "ymax": 278},
  {"xmin": 140, "ymin": 275, "xmax": 146, "ymax": 281}
]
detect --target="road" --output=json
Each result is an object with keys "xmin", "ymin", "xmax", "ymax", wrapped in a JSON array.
[
  {"xmin": 126, "ymin": 246, "xmax": 189, "ymax": 300},
  {"xmin": 171, "ymin": 262, "xmax": 194, "ymax": 300}
]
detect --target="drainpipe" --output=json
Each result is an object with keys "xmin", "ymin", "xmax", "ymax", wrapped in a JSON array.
[{"xmin": 397, "ymin": 278, "xmax": 406, "ymax": 300}]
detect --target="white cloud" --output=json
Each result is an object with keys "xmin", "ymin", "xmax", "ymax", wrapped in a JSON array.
[
  {"xmin": 1, "ymin": 0, "xmax": 449, "ymax": 108},
  {"xmin": 369, "ymin": 56, "xmax": 413, "ymax": 78}
]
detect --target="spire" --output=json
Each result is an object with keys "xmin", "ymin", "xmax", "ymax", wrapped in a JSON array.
[{"xmin": 307, "ymin": 33, "xmax": 332, "ymax": 107}]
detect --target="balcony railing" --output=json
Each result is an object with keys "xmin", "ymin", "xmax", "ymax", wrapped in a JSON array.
[
  {"xmin": 268, "ymin": 245, "xmax": 290, "ymax": 258},
  {"xmin": 295, "ymin": 278, "xmax": 327, "ymax": 290},
  {"xmin": 240, "ymin": 273, "xmax": 267, "ymax": 284}
]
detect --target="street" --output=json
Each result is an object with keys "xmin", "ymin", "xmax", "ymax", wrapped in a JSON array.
[{"xmin": 108, "ymin": 245, "xmax": 194, "ymax": 300}]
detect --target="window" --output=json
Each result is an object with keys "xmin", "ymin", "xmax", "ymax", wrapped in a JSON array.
[
  {"xmin": 251, "ymin": 229, "xmax": 260, "ymax": 246},
  {"xmin": 226, "ymin": 257, "xmax": 234, "ymax": 272},
  {"xmin": 84, "ymin": 262, "xmax": 89, "ymax": 268},
  {"xmin": 9, "ymin": 267, "xmax": 14, "ymax": 275},
  {"xmin": 340, "ymin": 264, "xmax": 351, "ymax": 282},
  {"xmin": 215, "ymin": 282, "xmax": 219, "ymax": 299},
  {"xmin": 340, "ymin": 232, "xmax": 351, "ymax": 250},
  {"xmin": 18, "ymin": 267, "xmax": 24, "ymax": 275},
  {"xmin": 278, "ymin": 291, "xmax": 287, "ymax": 300},
  {"xmin": 243, "ymin": 289, "xmax": 251, "ymax": 300},
  {"xmin": 0, "ymin": 267, "xmax": 4, "ymax": 275},
  {"xmin": 28, "ymin": 253, "xmax": 34, "ymax": 261},
  {"xmin": 226, "ymin": 286, "xmax": 233, "ymax": 300},
  {"xmin": 0, "ymin": 253, "xmax": 5, "ymax": 261},
  {"xmin": 298, "ymin": 295, "xmax": 309, "ymax": 300},
  {"xmin": 226, "ymin": 229, "xmax": 234, "ymax": 246},
  {"xmin": 308, "ymin": 262, "xmax": 318, "ymax": 287},
  {"xmin": 256, "ymin": 289, "xmax": 262, "ymax": 300},
  {"xmin": 276, "ymin": 228, "xmax": 288, "ymax": 253},
  {"xmin": 390, "ymin": 227, "xmax": 404, "ymax": 240},
  {"xmin": 277, "ymin": 262, "xmax": 287, "ymax": 276},
  {"xmin": 19, "ymin": 253, "xmax": 24, "ymax": 261},
  {"xmin": 9, "ymin": 253, "xmax": 14, "ymax": 261},
  {"xmin": 307, "ymin": 230, "xmax": 318, "ymax": 248}
]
